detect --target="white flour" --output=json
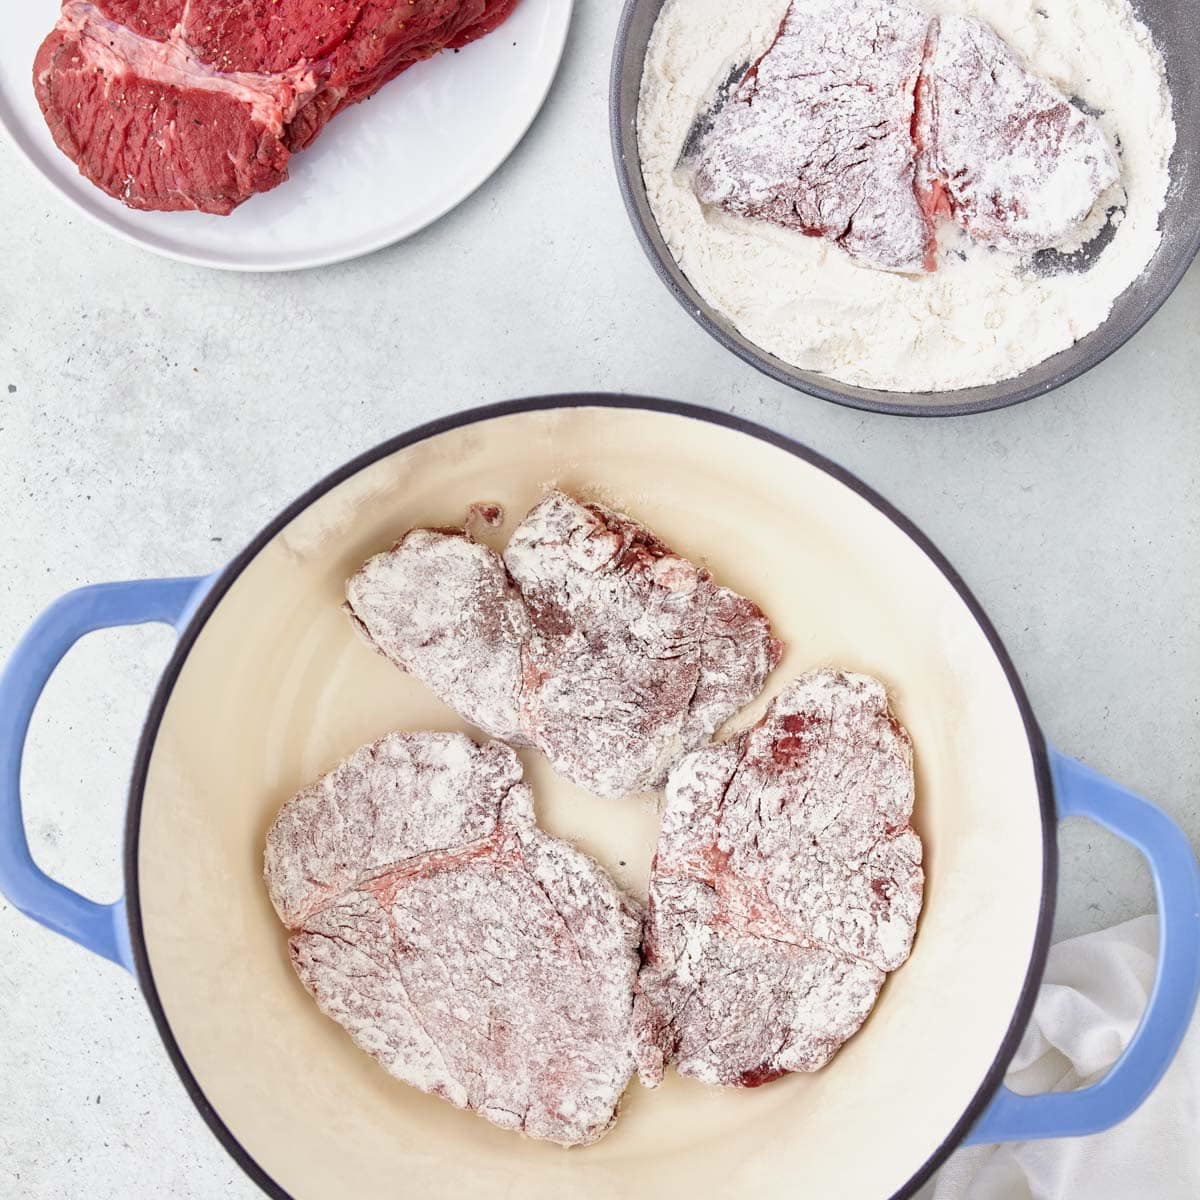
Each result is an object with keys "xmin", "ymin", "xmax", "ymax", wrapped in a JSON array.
[{"xmin": 638, "ymin": 0, "xmax": 1175, "ymax": 392}]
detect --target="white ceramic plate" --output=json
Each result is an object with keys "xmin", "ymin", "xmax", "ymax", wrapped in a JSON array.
[{"xmin": 0, "ymin": 0, "xmax": 573, "ymax": 271}]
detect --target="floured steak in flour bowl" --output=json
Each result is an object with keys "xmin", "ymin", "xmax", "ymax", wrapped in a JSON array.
[
  {"xmin": 686, "ymin": 2, "xmax": 1118, "ymax": 274},
  {"xmin": 1, "ymin": 398, "xmax": 1198, "ymax": 1200},
  {"xmin": 612, "ymin": 0, "xmax": 1200, "ymax": 413}
]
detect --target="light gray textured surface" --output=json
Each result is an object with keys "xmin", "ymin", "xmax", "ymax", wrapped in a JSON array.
[{"xmin": 0, "ymin": 2, "xmax": 1197, "ymax": 1197}]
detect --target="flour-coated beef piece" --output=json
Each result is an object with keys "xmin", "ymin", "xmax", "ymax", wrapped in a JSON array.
[
  {"xmin": 345, "ymin": 529, "xmax": 530, "ymax": 743},
  {"xmin": 34, "ymin": 0, "xmax": 520, "ymax": 213},
  {"xmin": 265, "ymin": 733, "xmax": 642, "ymax": 1146},
  {"xmin": 503, "ymin": 491, "xmax": 782, "ymax": 798},
  {"xmin": 914, "ymin": 14, "xmax": 1120, "ymax": 251},
  {"xmin": 634, "ymin": 670, "xmax": 924, "ymax": 1088},
  {"xmin": 691, "ymin": 0, "xmax": 933, "ymax": 273}
]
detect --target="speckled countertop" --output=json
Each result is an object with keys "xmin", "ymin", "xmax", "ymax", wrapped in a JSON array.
[{"xmin": 1, "ymin": 2, "xmax": 1197, "ymax": 1196}]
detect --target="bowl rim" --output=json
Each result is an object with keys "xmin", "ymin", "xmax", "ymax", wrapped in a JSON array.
[
  {"xmin": 608, "ymin": 0, "xmax": 1200, "ymax": 417},
  {"xmin": 121, "ymin": 394, "xmax": 1058, "ymax": 1199}
]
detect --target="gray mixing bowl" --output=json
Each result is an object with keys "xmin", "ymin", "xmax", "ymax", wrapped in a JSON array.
[{"xmin": 610, "ymin": 0, "xmax": 1200, "ymax": 416}]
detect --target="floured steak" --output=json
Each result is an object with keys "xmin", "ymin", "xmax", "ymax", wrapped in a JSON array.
[
  {"xmin": 264, "ymin": 732, "xmax": 642, "ymax": 1146},
  {"xmin": 504, "ymin": 491, "xmax": 783, "ymax": 797},
  {"xmin": 633, "ymin": 670, "xmax": 923, "ymax": 1087},
  {"xmin": 914, "ymin": 14, "xmax": 1121, "ymax": 252},
  {"xmin": 692, "ymin": 0, "xmax": 933, "ymax": 273},
  {"xmin": 345, "ymin": 492, "xmax": 782, "ymax": 798},
  {"xmin": 344, "ymin": 529, "xmax": 531, "ymax": 742},
  {"xmin": 690, "ymin": 0, "xmax": 1119, "ymax": 272}
]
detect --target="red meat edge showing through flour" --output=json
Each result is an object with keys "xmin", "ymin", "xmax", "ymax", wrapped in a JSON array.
[
  {"xmin": 691, "ymin": 0, "xmax": 1119, "ymax": 272},
  {"xmin": 263, "ymin": 732, "xmax": 644, "ymax": 1147},
  {"xmin": 633, "ymin": 669, "xmax": 925, "ymax": 1088}
]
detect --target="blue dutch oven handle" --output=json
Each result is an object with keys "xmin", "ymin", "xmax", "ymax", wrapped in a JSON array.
[
  {"xmin": 0, "ymin": 576, "xmax": 214, "ymax": 973},
  {"xmin": 966, "ymin": 746, "xmax": 1200, "ymax": 1145}
]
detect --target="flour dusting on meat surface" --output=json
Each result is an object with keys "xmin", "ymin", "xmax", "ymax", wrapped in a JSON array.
[
  {"xmin": 345, "ymin": 491, "xmax": 782, "ymax": 799},
  {"xmin": 634, "ymin": 670, "xmax": 924, "ymax": 1087},
  {"xmin": 504, "ymin": 492, "xmax": 782, "ymax": 798},
  {"xmin": 345, "ymin": 530, "xmax": 531, "ymax": 743},
  {"xmin": 913, "ymin": 15, "xmax": 1119, "ymax": 253},
  {"xmin": 691, "ymin": 0, "xmax": 934, "ymax": 273},
  {"xmin": 639, "ymin": 0, "xmax": 1174, "ymax": 391},
  {"xmin": 264, "ymin": 733, "xmax": 643, "ymax": 1146}
]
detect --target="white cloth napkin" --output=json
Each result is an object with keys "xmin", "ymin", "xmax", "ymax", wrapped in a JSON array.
[{"xmin": 918, "ymin": 916, "xmax": 1200, "ymax": 1200}]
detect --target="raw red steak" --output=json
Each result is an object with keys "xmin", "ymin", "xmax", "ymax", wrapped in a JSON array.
[
  {"xmin": 633, "ymin": 670, "xmax": 923, "ymax": 1087},
  {"xmin": 691, "ymin": 0, "xmax": 1118, "ymax": 272},
  {"xmin": 345, "ymin": 492, "xmax": 782, "ymax": 798},
  {"xmin": 264, "ymin": 732, "xmax": 642, "ymax": 1146},
  {"xmin": 33, "ymin": 0, "xmax": 520, "ymax": 214},
  {"xmin": 914, "ymin": 14, "xmax": 1120, "ymax": 251}
]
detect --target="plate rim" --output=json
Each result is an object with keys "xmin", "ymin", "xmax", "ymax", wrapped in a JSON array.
[
  {"xmin": 0, "ymin": 0, "xmax": 574, "ymax": 272},
  {"xmin": 121, "ymin": 393, "xmax": 1058, "ymax": 1200}
]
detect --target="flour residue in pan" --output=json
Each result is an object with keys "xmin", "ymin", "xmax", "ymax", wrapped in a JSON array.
[{"xmin": 638, "ymin": 0, "xmax": 1175, "ymax": 392}]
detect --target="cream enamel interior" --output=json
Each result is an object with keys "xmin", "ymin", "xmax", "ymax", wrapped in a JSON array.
[{"xmin": 137, "ymin": 406, "xmax": 1046, "ymax": 1200}]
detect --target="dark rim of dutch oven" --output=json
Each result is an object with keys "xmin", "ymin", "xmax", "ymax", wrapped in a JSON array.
[
  {"xmin": 123, "ymin": 394, "xmax": 1057, "ymax": 1200},
  {"xmin": 608, "ymin": 0, "xmax": 1200, "ymax": 419}
]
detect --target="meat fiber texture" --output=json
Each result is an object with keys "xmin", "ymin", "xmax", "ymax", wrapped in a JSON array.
[
  {"xmin": 913, "ymin": 14, "xmax": 1121, "ymax": 251},
  {"xmin": 692, "ymin": 0, "xmax": 932, "ymax": 273},
  {"xmin": 690, "ymin": 0, "xmax": 1119, "ymax": 273},
  {"xmin": 33, "ymin": 0, "xmax": 520, "ymax": 214},
  {"xmin": 633, "ymin": 670, "xmax": 924, "ymax": 1088},
  {"xmin": 345, "ymin": 491, "xmax": 783, "ymax": 799},
  {"xmin": 264, "ymin": 732, "xmax": 643, "ymax": 1147}
]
